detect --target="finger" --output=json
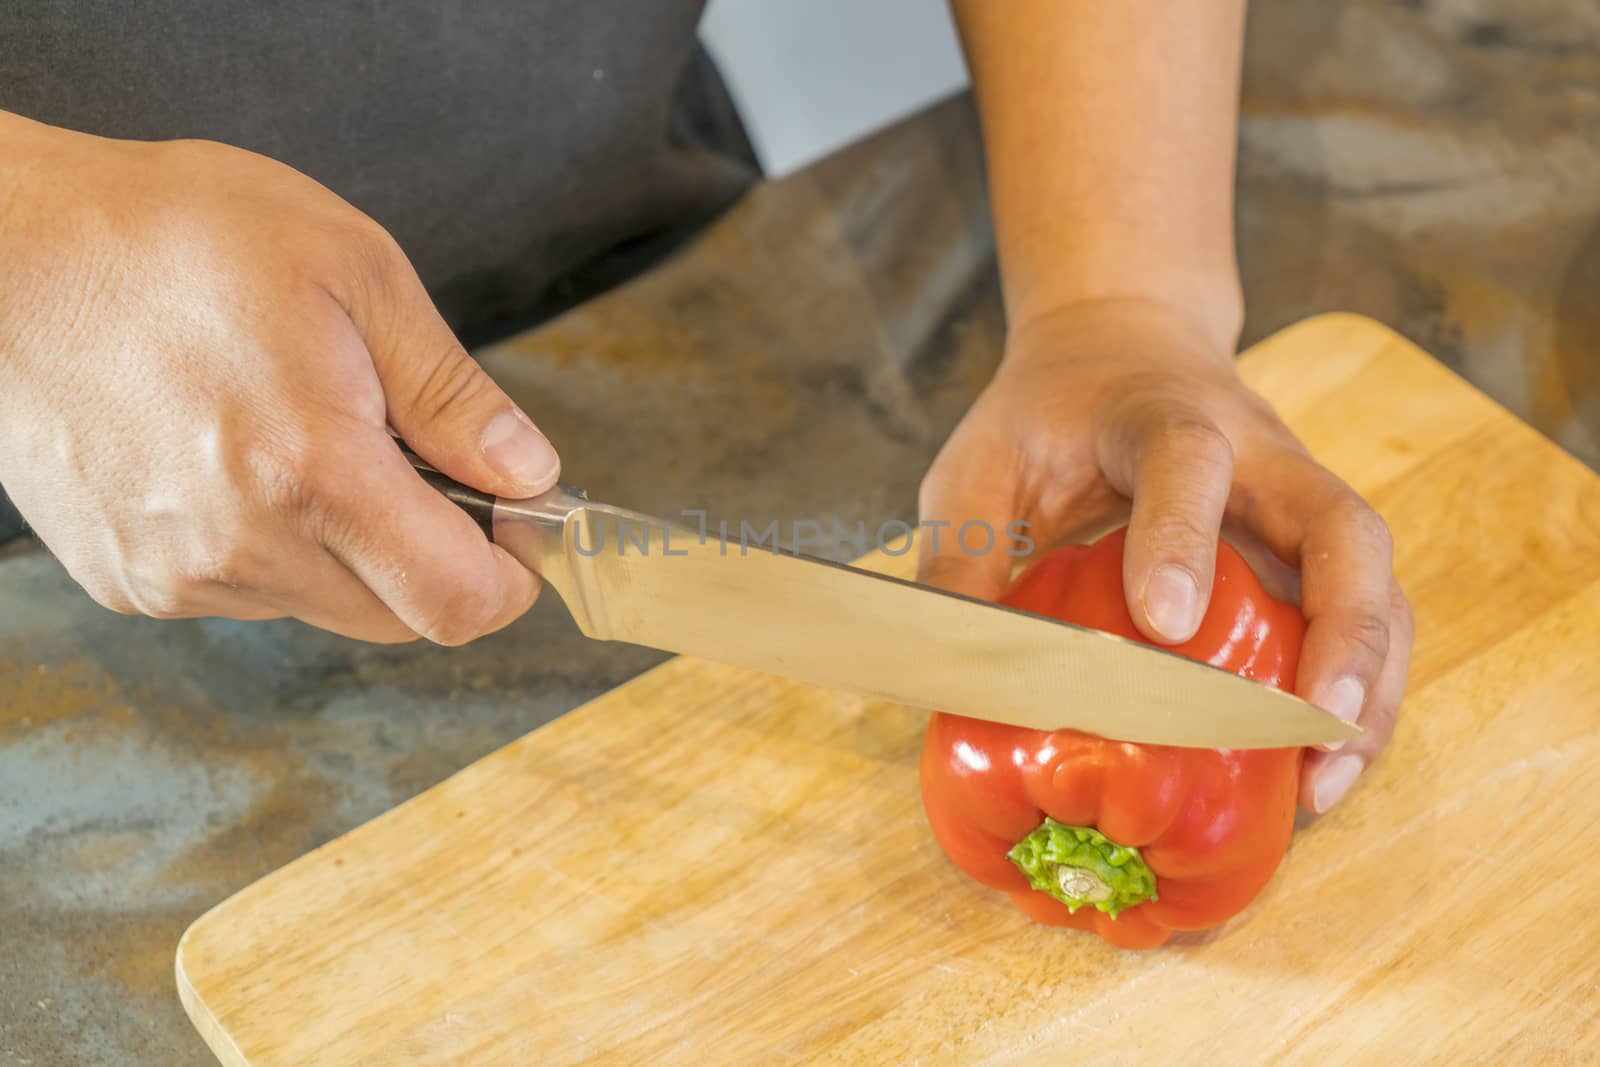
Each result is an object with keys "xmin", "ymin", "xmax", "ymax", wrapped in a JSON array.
[
  {"xmin": 117, "ymin": 580, "xmax": 285, "ymax": 623},
  {"xmin": 1099, "ymin": 410, "xmax": 1235, "ymax": 644},
  {"xmin": 341, "ymin": 225, "xmax": 561, "ymax": 498},
  {"xmin": 916, "ymin": 433, "xmax": 1026, "ymax": 601},
  {"xmin": 1234, "ymin": 450, "xmax": 1397, "ymax": 741},
  {"xmin": 312, "ymin": 431, "xmax": 540, "ymax": 646},
  {"xmin": 1216, "ymin": 518, "xmax": 1301, "ymax": 604},
  {"xmin": 118, "ymin": 543, "xmax": 421, "ymax": 642},
  {"xmin": 1300, "ymin": 579, "xmax": 1412, "ymax": 812},
  {"xmin": 260, "ymin": 549, "xmax": 422, "ymax": 644}
]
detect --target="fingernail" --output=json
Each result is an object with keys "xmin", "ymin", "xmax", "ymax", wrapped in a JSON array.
[
  {"xmin": 481, "ymin": 410, "xmax": 559, "ymax": 490},
  {"xmin": 1313, "ymin": 754, "xmax": 1364, "ymax": 813},
  {"xmin": 1318, "ymin": 675, "xmax": 1366, "ymax": 724},
  {"xmin": 1143, "ymin": 565, "xmax": 1199, "ymax": 643}
]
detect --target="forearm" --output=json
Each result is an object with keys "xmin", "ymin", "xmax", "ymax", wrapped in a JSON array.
[
  {"xmin": 0, "ymin": 111, "xmax": 53, "ymax": 378},
  {"xmin": 952, "ymin": 0, "xmax": 1247, "ymax": 354},
  {"xmin": 0, "ymin": 111, "xmax": 105, "ymax": 381}
]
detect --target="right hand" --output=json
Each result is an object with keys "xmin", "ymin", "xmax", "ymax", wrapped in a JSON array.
[
  {"xmin": 0, "ymin": 114, "xmax": 560, "ymax": 644},
  {"xmin": 917, "ymin": 299, "xmax": 1412, "ymax": 814}
]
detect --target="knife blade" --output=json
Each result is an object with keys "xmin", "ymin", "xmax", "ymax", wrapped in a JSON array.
[{"xmin": 406, "ymin": 453, "xmax": 1360, "ymax": 750}]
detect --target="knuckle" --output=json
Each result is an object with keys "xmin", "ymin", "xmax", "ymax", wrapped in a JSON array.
[
  {"xmin": 139, "ymin": 598, "xmax": 187, "ymax": 622},
  {"xmin": 126, "ymin": 570, "xmax": 202, "ymax": 620},
  {"xmin": 406, "ymin": 344, "xmax": 490, "ymax": 424},
  {"xmin": 188, "ymin": 536, "xmax": 258, "ymax": 592},
  {"xmin": 246, "ymin": 434, "xmax": 348, "ymax": 530},
  {"xmin": 1149, "ymin": 417, "xmax": 1235, "ymax": 471},
  {"xmin": 1141, "ymin": 512, "xmax": 1216, "ymax": 555},
  {"xmin": 1331, "ymin": 494, "xmax": 1394, "ymax": 555},
  {"xmin": 334, "ymin": 219, "xmax": 410, "ymax": 312},
  {"xmin": 344, "ymin": 219, "xmax": 406, "ymax": 278},
  {"xmin": 415, "ymin": 585, "xmax": 502, "ymax": 647},
  {"xmin": 1342, "ymin": 611, "xmax": 1392, "ymax": 667},
  {"xmin": 84, "ymin": 582, "xmax": 139, "ymax": 617},
  {"xmin": 1391, "ymin": 583, "xmax": 1415, "ymax": 627}
]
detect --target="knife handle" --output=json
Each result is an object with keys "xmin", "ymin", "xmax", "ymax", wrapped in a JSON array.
[{"xmin": 401, "ymin": 449, "xmax": 498, "ymax": 537}]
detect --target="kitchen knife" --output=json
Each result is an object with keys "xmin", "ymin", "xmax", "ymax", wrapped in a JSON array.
[{"xmin": 406, "ymin": 451, "xmax": 1360, "ymax": 750}]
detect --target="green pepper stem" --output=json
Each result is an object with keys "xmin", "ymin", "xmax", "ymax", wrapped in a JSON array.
[{"xmin": 1007, "ymin": 819, "xmax": 1158, "ymax": 919}]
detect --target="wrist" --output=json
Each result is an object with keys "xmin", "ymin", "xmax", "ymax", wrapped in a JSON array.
[{"xmin": 1005, "ymin": 292, "xmax": 1241, "ymax": 373}]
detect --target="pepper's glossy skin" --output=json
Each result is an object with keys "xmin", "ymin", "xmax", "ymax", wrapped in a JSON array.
[{"xmin": 920, "ymin": 528, "xmax": 1306, "ymax": 949}]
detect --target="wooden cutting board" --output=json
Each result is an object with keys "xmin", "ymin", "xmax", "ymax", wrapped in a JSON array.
[{"xmin": 176, "ymin": 314, "xmax": 1600, "ymax": 1065}]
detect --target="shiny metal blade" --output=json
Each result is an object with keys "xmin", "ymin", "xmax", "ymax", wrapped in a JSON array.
[{"xmin": 494, "ymin": 499, "xmax": 1361, "ymax": 749}]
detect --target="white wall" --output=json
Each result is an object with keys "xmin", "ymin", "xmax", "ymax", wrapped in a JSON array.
[{"xmin": 700, "ymin": 0, "xmax": 971, "ymax": 177}]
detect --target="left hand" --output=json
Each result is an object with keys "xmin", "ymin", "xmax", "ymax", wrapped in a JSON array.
[{"xmin": 917, "ymin": 297, "xmax": 1413, "ymax": 814}]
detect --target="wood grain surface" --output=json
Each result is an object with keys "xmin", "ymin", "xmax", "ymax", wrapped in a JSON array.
[{"xmin": 176, "ymin": 314, "xmax": 1600, "ymax": 1065}]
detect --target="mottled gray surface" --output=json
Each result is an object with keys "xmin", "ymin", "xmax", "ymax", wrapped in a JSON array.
[
  {"xmin": 1237, "ymin": 0, "xmax": 1600, "ymax": 467},
  {"xmin": 4, "ymin": 3, "xmax": 1599, "ymax": 1063}
]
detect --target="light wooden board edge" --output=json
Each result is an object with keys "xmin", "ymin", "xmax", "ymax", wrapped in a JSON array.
[{"xmin": 176, "ymin": 944, "xmax": 251, "ymax": 1067}]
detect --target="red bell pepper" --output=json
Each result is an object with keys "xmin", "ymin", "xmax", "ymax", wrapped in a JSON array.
[{"xmin": 919, "ymin": 528, "xmax": 1305, "ymax": 950}]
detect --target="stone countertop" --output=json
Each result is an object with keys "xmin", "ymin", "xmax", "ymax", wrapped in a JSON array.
[{"xmin": 3, "ymin": 3, "xmax": 1597, "ymax": 1063}]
